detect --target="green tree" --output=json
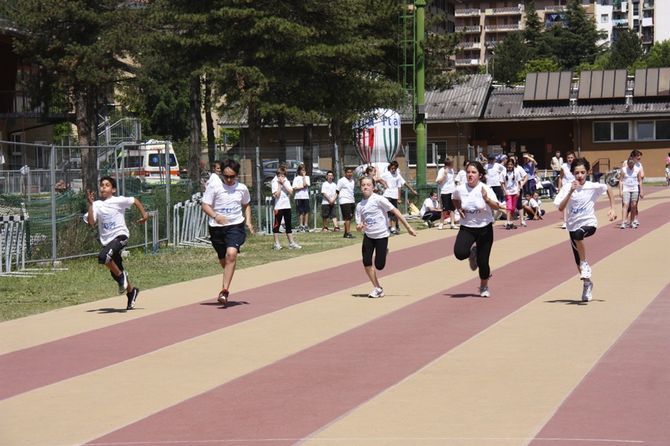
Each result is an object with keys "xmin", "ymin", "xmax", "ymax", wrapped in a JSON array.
[
  {"xmin": 608, "ymin": 29, "xmax": 643, "ymax": 69},
  {"xmin": 645, "ymin": 40, "xmax": 670, "ymax": 68},
  {"xmin": 4, "ymin": 0, "xmax": 139, "ymax": 191},
  {"xmin": 517, "ymin": 58, "xmax": 561, "ymax": 83},
  {"xmin": 523, "ymin": 0, "xmax": 542, "ymax": 56},
  {"xmin": 490, "ymin": 32, "xmax": 529, "ymax": 85}
]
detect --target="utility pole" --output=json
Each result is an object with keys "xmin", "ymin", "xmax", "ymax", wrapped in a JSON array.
[{"xmin": 414, "ymin": 0, "xmax": 427, "ymax": 188}]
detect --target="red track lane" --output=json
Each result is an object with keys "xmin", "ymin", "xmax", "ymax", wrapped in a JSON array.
[
  {"xmin": 530, "ymin": 283, "xmax": 670, "ymax": 446},
  {"xmin": 87, "ymin": 201, "xmax": 670, "ymax": 446},
  {"xmin": 0, "ymin": 196, "xmax": 569, "ymax": 400}
]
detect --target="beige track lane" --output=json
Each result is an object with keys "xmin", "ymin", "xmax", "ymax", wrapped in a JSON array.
[
  {"xmin": 0, "ymin": 207, "xmax": 586, "ymax": 446},
  {"xmin": 304, "ymin": 223, "xmax": 670, "ymax": 446},
  {"xmin": 0, "ymin": 228, "xmax": 449, "ymax": 354}
]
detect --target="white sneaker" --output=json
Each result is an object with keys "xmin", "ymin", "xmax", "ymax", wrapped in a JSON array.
[
  {"xmin": 450, "ymin": 224, "xmax": 458, "ymax": 230},
  {"xmin": 619, "ymin": 222, "xmax": 628, "ymax": 229},
  {"xmin": 479, "ymin": 286, "xmax": 490, "ymax": 298},
  {"xmin": 631, "ymin": 220, "xmax": 639, "ymax": 229},
  {"xmin": 581, "ymin": 279, "xmax": 593, "ymax": 302},
  {"xmin": 520, "ymin": 220, "xmax": 527, "ymax": 227},
  {"xmin": 579, "ymin": 261, "xmax": 592, "ymax": 279},
  {"xmin": 437, "ymin": 223, "xmax": 444, "ymax": 230},
  {"xmin": 560, "ymin": 222, "xmax": 567, "ymax": 229},
  {"xmin": 468, "ymin": 246, "xmax": 478, "ymax": 271},
  {"xmin": 288, "ymin": 242, "xmax": 302, "ymax": 249},
  {"xmin": 273, "ymin": 243, "xmax": 282, "ymax": 250},
  {"xmin": 368, "ymin": 287, "xmax": 385, "ymax": 298}
]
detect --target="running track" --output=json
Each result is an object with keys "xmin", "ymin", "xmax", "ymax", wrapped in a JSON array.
[{"xmin": 1, "ymin": 188, "xmax": 669, "ymax": 446}]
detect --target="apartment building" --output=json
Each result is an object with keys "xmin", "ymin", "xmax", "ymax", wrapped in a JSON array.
[{"xmin": 454, "ymin": 0, "xmax": 668, "ymax": 71}]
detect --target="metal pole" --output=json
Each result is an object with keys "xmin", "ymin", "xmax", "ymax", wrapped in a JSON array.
[
  {"xmin": 415, "ymin": 0, "xmax": 427, "ymax": 188},
  {"xmin": 165, "ymin": 141, "xmax": 171, "ymax": 245},
  {"xmin": 255, "ymin": 146, "xmax": 262, "ymax": 232},
  {"xmin": 49, "ymin": 144, "xmax": 57, "ymax": 264}
]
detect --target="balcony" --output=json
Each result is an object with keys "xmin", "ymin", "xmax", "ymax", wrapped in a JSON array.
[
  {"xmin": 642, "ymin": 17, "xmax": 653, "ymax": 27},
  {"xmin": 457, "ymin": 41, "xmax": 482, "ymax": 50},
  {"xmin": 612, "ymin": 18, "xmax": 629, "ymax": 27},
  {"xmin": 643, "ymin": 2, "xmax": 654, "ymax": 10},
  {"xmin": 0, "ymin": 90, "xmax": 68, "ymax": 119},
  {"xmin": 455, "ymin": 8, "xmax": 481, "ymax": 17},
  {"xmin": 455, "ymin": 25, "xmax": 482, "ymax": 33},
  {"xmin": 544, "ymin": 6, "xmax": 567, "ymax": 13},
  {"xmin": 484, "ymin": 23, "xmax": 520, "ymax": 32},
  {"xmin": 486, "ymin": 6, "xmax": 524, "ymax": 16},
  {"xmin": 455, "ymin": 58, "xmax": 481, "ymax": 67}
]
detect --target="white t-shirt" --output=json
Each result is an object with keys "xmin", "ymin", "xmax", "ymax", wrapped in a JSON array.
[
  {"xmin": 452, "ymin": 182, "xmax": 495, "ymax": 228},
  {"xmin": 271, "ymin": 177, "xmax": 293, "ymax": 210},
  {"xmin": 420, "ymin": 197, "xmax": 439, "ymax": 217},
  {"xmin": 529, "ymin": 197, "xmax": 541, "ymax": 209},
  {"xmin": 292, "ymin": 175, "xmax": 310, "ymax": 200},
  {"xmin": 455, "ymin": 169, "xmax": 466, "ymax": 185},
  {"xmin": 88, "ymin": 196, "xmax": 135, "ymax": 245},
  {"xmin": 381, "ymin": 170, "xmax": 405, "ymax": 199},
  {"xmin": 621, "ymin": 165, "xmax": 641, "ymax": 192},
  {"xmin": 321, "ymin": 181, "xmax": 337, "ymax": 205},
  {"xmin": 561, "ymin": 162, "xmax": 575, "ymax": 183},
  {"xmin": 503, "ymin": 169, "xmax": 523, "ymax": 196},
  {"xmin": 484, "ymin": 162, "xmax": 505, "ymax": 187},
  {"xmin": 355, "ymin": 193, "xmax": 394, "ymax": 239},
  {"xmin": 553, "ymin": 181, "xmax": 607, "ymax": 231},
  {"xmin": 436, "ymin": 167, "xmax": 456, "ymax": 194},
  {"xmin": 336, "ymin": 177, "xmax": 355, "ymax": 204},
  {"xmin": 202, "ymin": 179, "xmax": 251, "ymax": 227}
]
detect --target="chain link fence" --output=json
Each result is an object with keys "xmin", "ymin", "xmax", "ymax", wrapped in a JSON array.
[{"xmin": 1, "ymin": 139, "xmax": 430, "ymax": 270}]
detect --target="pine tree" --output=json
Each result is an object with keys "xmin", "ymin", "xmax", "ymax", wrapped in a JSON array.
[
  {"xmin": 523, "ymin": 0, "xmax": 542, "ymax": 56},
  {"xmin": 608, "ymin": 29, "xmax": 643, "ymax": 70}
]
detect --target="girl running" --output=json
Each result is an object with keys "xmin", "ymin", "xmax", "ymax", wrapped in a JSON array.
[
  {"xmin": 554, "ymin": 157, "xmax": 616, "ymax": 302},
  {"xmin": 355, "ymin": 176, "xmax": 416, "ymax": 298},
  {"xmin": 502, "ymin": 158, "xmax": 523, "ymax": 229},
  {"xmin": 452, "ymin": 161, "xmax": 501, "ymax": 298},
  {"xmin": 618, "ymin": 156, "xmax": 643, "ymax": 229}
]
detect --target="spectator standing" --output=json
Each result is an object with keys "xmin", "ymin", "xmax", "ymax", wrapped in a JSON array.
[
  {"xmin": 618, "ymin": 156, "xmax": 643, "ymax": 229},
  {"xmin": 554, "ymin": 157, "xmax": 616, "ymax": 302},
  {"xmin": 85, "ymin": 176, "xmax": 149, "ymax": 310},
  {"xmin": 436, "ymin": 158, "xmax": 457, "ymax": 229},
  {"xmin": 320, "ymin": 171, "xmax": 339, "ymax": 231},
  {"xmin": 519, "ymin": 153, "xmax": 537, "ymax": 226},
  {"xmin": 292, "ymin": 164, "xmax": 311, "ymax": 232},
  {"xmin": 336, "ymin": 167, "xmax": 357, "ymax": 238},
  {"xmin": 381, "ymin": 160, "xmax": 417, "ymax": 234},
  {"xmin": 550, "ymin": 150, "xmax": 563, "ymax": 179},
  {"xmin": 452, "ymin": 161, "xmax": 501, "ymax": 298},
  {"xmin": 558, "ymin": 151, "xmax": 576, "ymax": 229},
  {"xmin": 271, "ymin": 166, "xmax": 301, "ymax": 250},
  {"xmin": 355, "ymin": 176, "xmax": 417, "ymax": 298},
  {"xmin": 201, "ymin": 159, "xmax": 255, "ymax": 307}
]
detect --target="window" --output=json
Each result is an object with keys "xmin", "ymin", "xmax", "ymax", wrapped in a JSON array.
[
  {"xmin": 601, "ymin": 14, "xmax": 609, "ymax": 23},
  {"xmin": 407, "ymin": 142, "xmax": 439, "ymax": 166},
  {"xmin": 636, "ymin": 121, "xmax": 654, "ymax": 140},
  {"xmin": 656, "ymin": 121, "xmax": 670, "ymax": 140},
  {"xmin": 148, "ymin": 153, "xmax": 177, "ymax": 167},
  {"xmin": 593, "ymin": 121, "xmax": 630, "ymax": 142}
]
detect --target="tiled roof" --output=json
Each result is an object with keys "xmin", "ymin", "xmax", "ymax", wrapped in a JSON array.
[{"xmin": 422, "ymin": 74, "xmax": 492, "ymax": 122}]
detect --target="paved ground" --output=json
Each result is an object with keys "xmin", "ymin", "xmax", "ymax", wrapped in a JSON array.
[{"xmin": 1, "ymin": 187, "xmax": 669, "ymax": 446}]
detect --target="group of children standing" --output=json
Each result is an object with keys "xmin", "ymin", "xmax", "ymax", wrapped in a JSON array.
[{"xmin": 86, "ymin": 151, "xmax": 629, "ymax": 310}]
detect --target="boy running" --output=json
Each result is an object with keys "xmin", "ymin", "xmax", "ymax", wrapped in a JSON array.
[{"xmin": 86, "ymin": 176, "xmax": 149, "ymax": 310}]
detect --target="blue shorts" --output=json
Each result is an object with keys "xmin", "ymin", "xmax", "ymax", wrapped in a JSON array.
[{"xmin": 209, "ymin": 223, "xmax": 246, "ymax": 258}]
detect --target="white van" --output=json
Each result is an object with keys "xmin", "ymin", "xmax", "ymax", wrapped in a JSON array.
[{"xmin": 121, "ymin": 140, "xmax": 180, "ymax": 184}]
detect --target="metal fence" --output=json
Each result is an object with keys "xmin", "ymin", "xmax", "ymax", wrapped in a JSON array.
[{"xmin": 0, "ymin": 139, "xmax": 427, "ymax": 268}]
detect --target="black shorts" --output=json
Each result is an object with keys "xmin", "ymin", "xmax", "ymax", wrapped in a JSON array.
[
  {"xmin": 362, "ymin": 234, "xmax": 389, "ymax": 270},
  {"xmin": 322, "ymin": 203, "xmax": 335, "ymax": 219},
  {"xmin": 569, "ymin": 226, "xmax": 597, "ymax": 241},
  {"xmin": 209, "ymin": 223, "xmax": 246, "ymax": 258},
  {"xmin": 340, "ymin": 203, "xmax": 355, "ymax": 220},
  {"xmin": 98, "ymin": 235, "xmax": 128, "ymax": 266},
  {"xmin": 295, "ymin": 199, "xmax": 310, "ymax": 215},
  {"xmin": 440, "ymin": 193, "xmax": 454, "ymax": 212}
]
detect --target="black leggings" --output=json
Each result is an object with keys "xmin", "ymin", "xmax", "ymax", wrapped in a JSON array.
[
  {"xmin": 362, "ymin": 234, "xmax": 389, "ymax": 270},
  {"xmin": 454, "ymin": 223, "xmax": 494, "ymax": 280},
  {"xmin": 273, "ymin": 208, "xmax": 293, "ymax": 234}
]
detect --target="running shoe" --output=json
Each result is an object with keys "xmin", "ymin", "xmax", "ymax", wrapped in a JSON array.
[
  {"xmin": 343, "ymin": 232, "xmax": 354, "ymax": 239},
  {"xmin": 479, "ymin": 286, "xmax": 490, "ymax": 298},
  {"xmin": 273, "ymin": 243, "xmax": 282, "ymax": 250},
  {"xmin": 581, "ymin": 279, "xmax": 593, "ymax": 302},
  {"xmin": 468, "ymin": 246, "xmax": 478, "ymax": 271},
  {"xmin": 288, "ymin": 242, "xmax": 302, "ymax": 249},
  {"xmin": 126, "ymin": 287, "xmax": 139, "ymax": 310},
  {"xmin": 579, "ymin": 261, "xmax": 592, "ymax": 279},
  {"xmin": 217, "ymin": 289, "xmax": 229, "ymax": 307},
  {"xmin": 116, "ymin": 271, "xmax": 128, "ymax": 295},
  {"xmin": 438, "ymin": 223, "xmax": 444, "ymax": 230},
  {"xmin": 520, "ymin": 220, "xmax": 527, "ymax": 227},
  {"xmin": 368, "ymin": 287, "xmax": 385, "ymax": 298},
  {"xmin": 631, "ymin": 220, "xmax": 639, "ymax": 229},
  {"xmin": 561, "ymin": 222, "xmax": 567, "ymax": 229},
  {"xmin": 619, "ymin": 222, "xmax": 628, "ymax": 229},
  {"xmin": 450, "ymin": 224, "xmax": 458, "ymax": 230}
]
